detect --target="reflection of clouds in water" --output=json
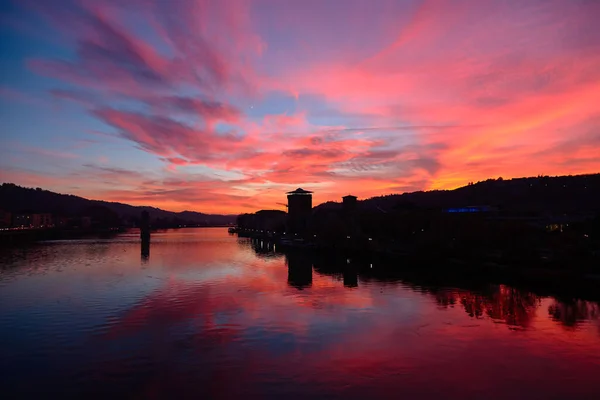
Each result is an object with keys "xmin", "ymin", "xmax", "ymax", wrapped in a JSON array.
[
  {"xmin": 2, "ymin": 228, "xmax": 600, "ymax": 398},
  {"xmin": 246, "ymin": 239, "xmax": 600, "ymax": 332}
]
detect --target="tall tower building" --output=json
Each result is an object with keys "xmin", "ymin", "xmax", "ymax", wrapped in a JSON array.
[
  {"xmin": 342, "ymin": 195, "xmax": 357, "ymax": 214},
  {"xmin": 286, "ymin": 188, "xmax": 313, "ymax": 234},
  {"xmin": 343, "ymin": 195, "xmax": 358, "ymax": 236}
]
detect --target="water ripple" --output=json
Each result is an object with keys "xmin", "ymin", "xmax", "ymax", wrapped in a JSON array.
[{"xmin": 1, "ymin": 228, "xmax": 599, "ymax": 399}]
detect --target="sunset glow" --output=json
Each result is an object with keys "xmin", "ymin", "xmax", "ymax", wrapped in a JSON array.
[{"xmin": 1, "ymin": 0, "xmax": 599, "ymax": 213}]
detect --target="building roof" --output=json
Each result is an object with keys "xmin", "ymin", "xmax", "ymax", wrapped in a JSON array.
[
  {"xmin": 286, "ymin": 188, "xmax": 313, "ymax": 194},
  {"xmin": 342, "ymin": 195, "xmax": 357, "ymax": 199}
]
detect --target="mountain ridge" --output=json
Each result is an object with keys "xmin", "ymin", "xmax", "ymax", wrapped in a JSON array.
[
  {"xmin": 315, "ymin": 173, "xmax": 600, "ymax": 215},
  {"xmin": 0, "ymin": 183, "xmax": 236, "ymax": 225}
]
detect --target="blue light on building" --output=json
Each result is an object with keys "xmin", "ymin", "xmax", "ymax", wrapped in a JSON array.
[{"xmin": 445, "ymin": 206, "xmax": 492, "ymax": 213}]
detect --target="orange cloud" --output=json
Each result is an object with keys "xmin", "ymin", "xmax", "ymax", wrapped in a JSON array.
[{"xmin": 4, "ymin": 0, "xmax": 600, "ymax": 213}]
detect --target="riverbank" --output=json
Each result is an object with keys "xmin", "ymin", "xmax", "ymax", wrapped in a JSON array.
[{"xmin": 0, "ymin": 227, "xmax": 127, "ymax": 246}]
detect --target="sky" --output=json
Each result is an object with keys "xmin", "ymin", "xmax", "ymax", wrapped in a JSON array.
[{"xmin": 1, "ymin": 0, "xmax": 599, "ymax": 214}]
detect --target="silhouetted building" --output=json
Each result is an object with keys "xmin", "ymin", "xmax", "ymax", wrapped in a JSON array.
[
  {"xmin": 0, "ymin": 210, "xmax": 11, "ymax": 228},
  {"xmin": 236, "ymin": 210, "xmax": 287, "ymax": 233},
  {"xmin": 32, "ymin": 213, "xmax": 53, "ymax": 228},
  {"xmin": 286, "ymin": 188, "xmax": 312, "ymax": 235},
  {"xmin": 342, "ymin": 195, "xmax": 357, "ymax": 214},
  {"xmin": 342, "ymin": 195, "xmax": 359, "ymax": 237},
  {"xmin": 255, "ymin": 210, "xmax": 287, "ymax": 232},
  {"xmin": 236, "ymin": 213, "xmax": 256, "ymax": 230},
  {"xmin": 13, "ymin": 213, "xmax": 31, "ymax": 228}
]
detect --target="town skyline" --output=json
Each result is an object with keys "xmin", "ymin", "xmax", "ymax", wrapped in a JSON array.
[{"xmin": 2, "ymin": 0, "xmax": 600, "ymax": 214}]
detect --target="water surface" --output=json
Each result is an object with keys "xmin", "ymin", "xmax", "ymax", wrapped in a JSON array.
[{"xmin": 1, "ymin": 228, "xmax": 599, "ymax": 399}]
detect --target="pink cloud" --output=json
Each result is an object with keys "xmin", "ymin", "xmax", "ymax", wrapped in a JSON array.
[
  {"xmin": 9, "ymin": 0, "xmax": 600, "ymax": 212},
  {"xmin": 269, "ymin": 0, "xmax": 600, "ymax": 191}
]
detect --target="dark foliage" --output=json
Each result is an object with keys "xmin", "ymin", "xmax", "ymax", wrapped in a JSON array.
[{"xmin": 316, "ymin": 173, "xmax": 600, "ymax": 216}]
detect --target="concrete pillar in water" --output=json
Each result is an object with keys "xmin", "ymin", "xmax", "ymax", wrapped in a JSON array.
[
  {"xmin": 140, "ymin": 210, "xmax": 150, "ymax": 261},
  {"xmin": 140, "ymin": 211, "xmax": 150, "ymax": 240}
]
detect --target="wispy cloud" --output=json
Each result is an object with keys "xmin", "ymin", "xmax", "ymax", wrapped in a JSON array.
[{"xmin": 1, "ymin": 0, "xmax": 599, "ymax": 212}]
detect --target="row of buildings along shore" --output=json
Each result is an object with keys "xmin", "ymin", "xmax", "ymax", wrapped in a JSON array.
[
  {"xmin": 0, "ymin": 210, "xmax": 118, "ymax": 231},
  {"xmin": 233, "ymin": 188, "xmax": 600, "ymax": 266}
]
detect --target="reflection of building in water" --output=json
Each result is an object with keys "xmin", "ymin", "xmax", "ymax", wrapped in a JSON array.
[
  {"xmin": 251, "ymin": 238, "xmax": 278, "ymax": 257},
  {"xmin": 286, "ymin": 188, "xmax": 312, "ymax": 235},
  {"xmin": 312, "ymin": 252, "xmax": 348, "ymax": 284},
  {"xmin": 286, "ymin": 251, "xmax": 312, "ymax": 289},
  {"xmin": 141, "ymin": 240, "xmax": 150, "ymax": 263},
  {"xmin": 343, "ymin": 265, "xmax": 358, "ymax": 288}
]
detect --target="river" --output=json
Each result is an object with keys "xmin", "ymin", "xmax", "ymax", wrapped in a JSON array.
[{"xmin": 1, "ymin": 228, "xmax": 599, "ymax": 399}]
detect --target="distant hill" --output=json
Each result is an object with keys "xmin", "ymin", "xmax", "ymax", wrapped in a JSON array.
[
  {"xmin": 0, "ymin": 183, "xmax": 236, "ymax": 226},
  {"xmin": 3, "ymin": 173, "xmax": 600, "ymax": 224},
  {"xmin": 316, "ymin": 173, "xmax": 600, "ymax": 216}
]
